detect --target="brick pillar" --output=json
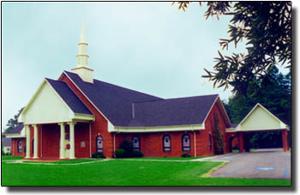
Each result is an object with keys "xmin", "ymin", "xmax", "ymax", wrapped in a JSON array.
[
  {"xmin": 282, "ymin": 129, "xmax": 289, "ymax": 152},
  {"xmin": 238, "ymin": 132, "xmax": 245, "ymax": 153}
]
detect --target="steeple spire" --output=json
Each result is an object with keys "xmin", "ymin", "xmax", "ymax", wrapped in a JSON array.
[
  {"xmin": 71, "ymin": 25, "xmax": 94, "ymax": 83},
  {"xmin": 76, "ymin": 25, "xmax": 89, "ymax": 67}
]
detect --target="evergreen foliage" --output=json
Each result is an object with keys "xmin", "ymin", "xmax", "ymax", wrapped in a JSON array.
[
  {"xmin": 175, "ymin": 2, "xmax": 291, "ymax": 94},
  {"xmin": 212, "ymin": 114, "xmax": 224, "ymax": 154}
]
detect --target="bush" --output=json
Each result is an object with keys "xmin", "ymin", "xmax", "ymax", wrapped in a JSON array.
[
  {"xmin": 119, "ymin": 140, "xmax": 133, "ymax": 152},
  {"xmin": 114, "ymin": 149, "xmax": 126, "ymax": 158},
  {"xmin": 132, "ymin": 150, "xmax": 144, "ymax": 157},
  {"xmin": 181, "ymin": 153, "xmax": 191, "ymax": 158},
  {"xmin": 114, "ymin": 140, "xmax": 144, "ymax": 158},
  {"xmin": 91, "ymin": 152, "xmax": 105, "ymax": 159}
]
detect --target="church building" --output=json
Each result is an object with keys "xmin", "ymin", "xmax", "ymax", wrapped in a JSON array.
[{"xmin": 4, "ymin": 31, "xmax": 289, "ymax": 160}]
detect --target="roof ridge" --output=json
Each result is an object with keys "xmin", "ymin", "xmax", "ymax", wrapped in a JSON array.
[
  {"xmin": 133, "ymin": 94, "xmax": 219, "ymax": 105},
  {"xmin": 64, "ymin": 70, "xmax": 162, "ymax": 100}
]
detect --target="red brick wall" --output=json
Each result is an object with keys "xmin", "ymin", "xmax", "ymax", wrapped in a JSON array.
[
  {"xmin": 60, "ymin": 73, "xmax": 231, "ymax": 158},
  {"xmin": 11, "ymin": 138, "xmax": 26, "ymax": 157},
  {"xmin": 115, "ymin": 131, "xmax": 195, "ymax": 157},
  {"xmin": 60, "ymin": 74, "xmax": 113, "ymax": 157},
  {"xmin": 201, "ymin": 99, "xmax": 230, "ymax": 155},
  {"xmin": 40, "ymin": 124, "xmax": 60, "ymax": 158},
  {"xmin": 75, "ymin": 122, "xmax": 91, "ymax": 158}
]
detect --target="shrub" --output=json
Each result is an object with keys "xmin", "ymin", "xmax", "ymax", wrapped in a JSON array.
[
  {"xmin": 114, "ymin": 140, "xmax": 144, "ymax": 158},
  {"xmin": 119, "ymin": 140, "xmax": 133, "ymax": 152},
  {"xmin": 91, "ymin": 152, "xmax": 105, "ymax": 159},
  {"xmin": 132, "ymin": 150, "xmax": 144, "ymax": 157},
  {"xmin": 114, "ymin": 149, "xmax": 127, "ymax": 158},
  {"xmin": 181, "ymin": 153, "xmax": 191, "ymax": 158},
  {"xmin": 212, "ymin": 115, "xmax": 224, "ymax": 155}
]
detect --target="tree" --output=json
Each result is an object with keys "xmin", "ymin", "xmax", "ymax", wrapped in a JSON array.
[
  {"xmin": 224, "ymin": 66, "xmax": 291, "ymax": 149},
  {"xmin": 174, "ymin": 2, "xmax": 292, "ymax": 95},
  {"xmin": 225, "ymin": 66, "xmax": 291, "ymax": 125},
  {"xmin": 5, "ymin": 108, "xmax": 23, "ymax": 129},
  {"xmin": 212, "ymin": 114, "xmax": 224, "ymax": 154}
]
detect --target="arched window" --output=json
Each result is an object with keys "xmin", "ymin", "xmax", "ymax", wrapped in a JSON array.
[
  {"xmin": 132, "ymin": 136, "xmax": 140, "ymax": 151},
  {"xmin": 96, "ymin": 135, "xmax": 103, "ymax": 153},
  {"xmin": 163, "ymin": 134, "xmax": 171, "ymax": 152},
  {"xmin": 182, "ymin": 133, "xmax": 191, "ymax": 151},
  {"xmin": 17, "ymin": 140, "xmax": 23, "ymax": 153}
]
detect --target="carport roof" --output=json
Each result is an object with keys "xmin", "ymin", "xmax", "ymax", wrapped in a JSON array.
[{"xmin": 229, "ymin": 103, "xmax": 289, "ymax": 132}]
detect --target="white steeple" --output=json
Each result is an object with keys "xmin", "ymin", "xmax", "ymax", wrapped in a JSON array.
[{"xmin": 71, "ymin": 25, "xmax": 94, "ymax": 83}]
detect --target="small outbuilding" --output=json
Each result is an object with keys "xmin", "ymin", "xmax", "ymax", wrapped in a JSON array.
[{"xmin": 226, "ymin": 103, "xmax": 289, "ymax": 152}]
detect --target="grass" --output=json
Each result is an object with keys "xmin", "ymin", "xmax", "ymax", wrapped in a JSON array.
[{"xmin": 2, "ymin": 156, "xmax": 291, "ymax": 187}]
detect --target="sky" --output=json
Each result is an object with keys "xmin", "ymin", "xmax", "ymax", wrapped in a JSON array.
[{"xmin": 2, "ymin": 2, "xmax": 247, "ymax": 130}]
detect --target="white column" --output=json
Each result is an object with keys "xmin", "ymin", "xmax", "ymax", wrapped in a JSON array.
[
  {"xmin": 33, "ymin": 124, "xmax": 38, "ymax": 159},
  {"xmin": 25, "ymin": 125, "xmax": 30, "ymax": 159},
  {"xmin": 59, "ymin": 123, "xmax": 65, "ymax": 159},
  {"xmin": 69, "ymin": 122, "xmax": 76, "ymax": 159}
]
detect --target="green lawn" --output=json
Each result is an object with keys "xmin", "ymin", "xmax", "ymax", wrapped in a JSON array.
[{"xmin": 2, "ymin": 156, "xmax": 291, "ymax": 187}]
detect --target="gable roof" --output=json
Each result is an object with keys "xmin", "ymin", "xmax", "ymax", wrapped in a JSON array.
[
  {"xmin": 235, "ymin": 103, "xmax": 289, "ymax": 131},
  {"xmin": 46, "ymin": 78, "xmax": 92, "ymax": 115},
  {"xmin": 63, "ymin": 71, "xmax": 163, "ymax": 126},
  {"xmin": 2, "ymin": 137, "xmax": 11, "ymax": 147},
  {"xmin": 4, "ymin": 123, "xmax": 24, "ymax": 134},
  {"xmin": 60, "ymin": 71, "xmax": 229, "ymax": 128},
  {"xmin": 129, "ymin": 95, "xmax": 219, "ymax": 127}
]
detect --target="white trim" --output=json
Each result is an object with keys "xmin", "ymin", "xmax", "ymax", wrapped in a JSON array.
[
  {"xmin": 63, "ymin": 72, "xmax": 114, "ymax": 127},
  {"xmin": 19, "ymin": 80, "xmax": 47, "ymax": 122},
  {"xmin": 45, "ymin": 79, "xmax": 77, "ymax": 119},
  {"xmin": 236, "ymin": 103, "xmax": 289, "ymax": 131},
  {"xmin": 33, "ymin": 124, "xmax": 38, "ymax": 159},
  {"xmin": 217, "ymin": 97, "xmax": 232, "ymax": 125},
  {"xmin": 74, "ymin": 113, "xmax": 95, "ymax": 121},
  {"xmin": 227, "ymin": 127, "xmax": 287, "ymax": 133},
  {"xmin": 46, "ymin": 80, "xmax": 94, "ymax": 121},
  {"xmin": 114, "ymin": 124, "xmax": 204, "ymax": 133},
  {"xmin": 202, "ymin": 96, "xmax": 231, "ymax": 127},
  {"xmin": 4, "ymin": 133, "xmax": 25, "ymax": 138},
  {"xmin": 20, "ymin": 79, "xmax": 94, "ymax": 125},
  {"xmin": 201, "ymin": 96, "xmax": 218, "ymax": 125}
]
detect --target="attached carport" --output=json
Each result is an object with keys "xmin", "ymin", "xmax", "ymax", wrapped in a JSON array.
[{"xmin": 226, "ymin": 103, "xmax": 289, "ymax": 152}]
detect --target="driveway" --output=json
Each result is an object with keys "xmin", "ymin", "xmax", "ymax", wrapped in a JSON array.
[{"xmin": 206, "ymin": 150, "xmax": 291, "ymax": 179}]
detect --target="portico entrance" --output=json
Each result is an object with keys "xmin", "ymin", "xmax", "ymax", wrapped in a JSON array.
[{"xmin": 18, "ymin": 78, "xmax": 94, "ymax": 160}]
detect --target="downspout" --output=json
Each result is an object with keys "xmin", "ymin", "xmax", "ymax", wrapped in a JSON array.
[
  {"xmin": 89, "ymin": 123, "xmax": 92, "ymax": 157},
  {"xmin": 113, "ymin": 133, "xmax": 116, "ymax": 155},
  {"xmin": 193, "ymin": 131, "xmax": 197, "ymax": 157}
]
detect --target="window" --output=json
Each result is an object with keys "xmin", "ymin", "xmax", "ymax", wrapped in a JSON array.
[
  {"xmin": 182, "ymin": 133, "xmax": 191, "ymax": 151},
  {"xmin": 17, "ymin": 140, "xmax": 23, "ymax": 153},
  {"xmin": 96, "ymin": 135, "xmax": 103, "ymax": 153},
  {"xmin": 163, "ymin": 134, "xmax": 171, "ymax": 152},
  {"xmin": 132, "ymin": 136, "xmax": 140, "ymax": 151}
]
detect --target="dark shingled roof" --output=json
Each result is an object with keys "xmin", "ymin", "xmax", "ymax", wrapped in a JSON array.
[
  {"xmin": 2, "ymin": 137, "xmax": 11, "ymax": 147},
  {"xmin": 5, "ymin": 123, "xmax": 24, "ymax": 134},
  {"xmin": 130, "ymin": 95, "xmax": 218, "ymax": 127},
  {"xmin": 64, "ymin": 71, "xmax": 162, "ymax": 126},
  {"xmin": 46, "ymin": 78, "xmax": 92, "ymax": 115},
  {"xmin": 64, "ymin": 71, "xmax": 219, "ymax": 127}
]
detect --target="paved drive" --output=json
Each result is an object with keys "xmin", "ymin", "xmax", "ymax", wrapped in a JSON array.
[{"xmin": 208, "ymin": 150, "xmax": 291, "ymax": 179}]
